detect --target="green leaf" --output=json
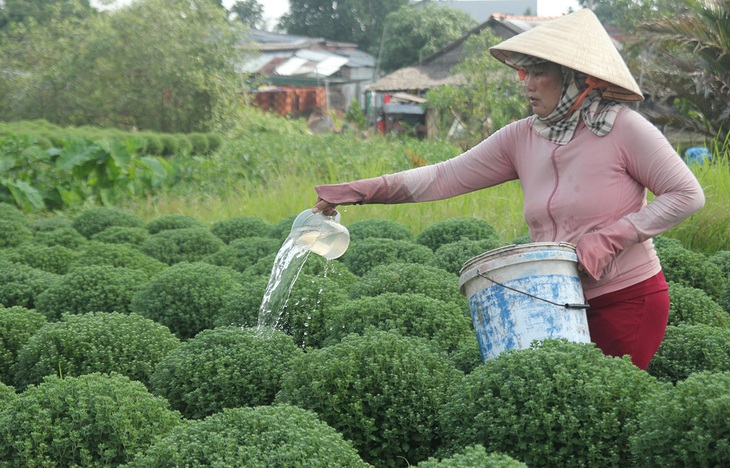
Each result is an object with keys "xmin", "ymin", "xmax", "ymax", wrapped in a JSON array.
[
  {"xmin": 56, "ymin": 139, "xmax": 104, "ymax": 171},
  {"xmin": 2, "ymin": 178, "xmax": 46, "ymax": 210}
]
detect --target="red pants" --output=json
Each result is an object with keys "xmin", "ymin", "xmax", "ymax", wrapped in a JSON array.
[{"xmin": 586, "ymin": 271, "xmax": 669, "ymax": 370}]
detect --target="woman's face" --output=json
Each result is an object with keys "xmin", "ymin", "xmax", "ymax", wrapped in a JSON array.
[{"xmin": 523, "ymin": 62, "xmax": 564, "ymax": 118}]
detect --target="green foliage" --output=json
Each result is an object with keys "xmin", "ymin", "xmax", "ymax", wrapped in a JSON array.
[
  {"xmin": 0, "ymin": 373, "xmax": 182, "ymax": 467},
  {"xmin": 145, "ymin": 214, "xmax": 206, "ymax": 234},
  {"xmin": 647, "ymin": 324, "xmax": 730, "ymax": 383},
  {"xmin": 32, "ymin": 226, "xmax": 87, "ymax": 249},
  {"xmin": 0, "ymin": 260, "xmax": 59, "ymax": 309},
  {"xmin": 213, "ymin": 274, "xmax": 269, "ymax": 328},
  {"xmin": 0, "ymin": 243, "xmax": 80, "ymax": 275},
  {"xmin": 417, "ymin": 445, "xmax": 527, "ymax": 468},
  {"xmin": 342, "ymin": 237, "xmax": 433, "ymax": 276},
  {"xmin": 276, "ymin": 329, "xmax": 463, "ymax": 467},
  {"xmin": 0, "ymin": 306, "xmax": 47, "ymax": 385},
  {"xmin": 0, "ymin": 203, "xmax": 28, "ymax": 224},
  {"xmin": 210, "ymin": 215, "xmax": 274, "ymax": 244},
  {"xmin": 72, "ymin": 206, "xmax": 144, "ymax": 238},
  {"xmin": 70, "ymin": 241, "xmax": 167, "ymax": 276},
  {"xmin": 139, "ymin": 227, "xmax": 225, "ymax": 265},
  {"xmin": 158, "ymin": 134, "xmax": 179, "ymax": 156},
  {"xmin": 150, "ymin": 327, "xmax": 303, "ymax": 419},
  {"xmin": 186, "ymin": 133, "xmax": 209, "ymax": 155},
  {"xmin": 323, "ymin": 293, "xmax": 473, "ymax": 356},
  {"xmin": 0, "ymin": 220, "xmax": 32, "ymax": 248},
  {"xmin": 28, "ymin": 215, "xmax": 72, "ymax": 232},
  {"xmin": 416, "ymin": 217, "xmax": 499, "ymax": 252},
  {"xmin": 709, "ymin": 249, "xmax": 730, "ymax": 277},
  {"xmin": 36, "ymin": 265, "xmax": 149, "ymax": 320},
  {"xmin": 655, "ymin": 239, "xmax": 725, "ymax": 300},
  {"xmin": 428, "ymin": 237, "xmax": 505, "ymax": 275},
  {"xmin": 439, "ymin": 340, "xmax": 660, "ymax": 467},
  {"xmin": 90, "ymin": 226, "xmax": 150, "ymax": 246},
  {"xmin": 131, "ymin": 262, "xmax": 249, "ymax": 339},
  {"xmin": 350, "ymin": 262, "xmax": 468, "ymax": 308},
  {"xmin": 0, "ymin": 383, "xmax": 15, "ymax": 411},
  {"xmin": 345, "ymin": 98, "xmax": 367, "ymax": 129},
  {"xmin": 202, "ymin": 236, "xmax": 281, "ymax": 273},
  {"xmin": 667, "ymin": 282, "xmax": 730, "ymax": 327},
  {"xmin": 13, "ymin": 312, "xmax": 181, "ymax": 389},
  {"xmin": 630, "ymin": 371, "xmax": 730, "ymax": 466},
  {"xmin": 347, "ymin": 217, "xmax": 414, "ymax": 242},
  {"xmin": 126, "ymin": 405, "xmax": 369, "ymax": 467}
]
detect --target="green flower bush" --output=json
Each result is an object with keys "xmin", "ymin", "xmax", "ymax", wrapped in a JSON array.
[
  {"xmin": 210, "ymin": 216, "xmax": 273, "ymax": 244},
  {"xmin": 127, "ymin": 405, "xmax": 369, "ymax": 467},
  {"xmin": 131, "ymin": 262, "xmax": 249, "ymax": 339},
  {"xmin": 667, "ymin": 282, "xmax": 730, "ymax": 327},
  {"xmin": 28, "ymin": 215, "xmax": 73, "ymax": 232},
  {"xmin": 417, "ymin": 445, "xmax": 527, "ymax": 467},
  {"xmin": 32, "ymin": 226, "xmax": 88, "ymax": 249},
  {"xmin": 0, "ymin": 220, "xmax": 32, "ymax": 248},
  {"xmin": 655, "ymin": 241, "xmax": 725, "ymax": 300},
  {"xmin": 276, "ymin": 329, "xmax": 463, "ymax": 467},
  {"xmin": 90, "ymin": 226, "xmax": 150, "ymax": 245},
  {"xmin": 150, "ymin": 327, "xmax": 303, "ymax": 419},
  {"xmin": 350, "ymin": 262, "xmax": 468, "ymax": 309},
  {"xmin": 0, "ymin": 306, "xmax": 47, "ymax": 385},
  {"xmin": 323, "ymin": 292, "xmax": 473, "ymax": 355},
  {"xmin": 0, "ymin": 203, "xmax": 27, "ymax": 225},
  {"xmin": 428, "ymin": 238, "xmax": 505, "ymax": 275},
  {"xmin": 268, "ymin": 214, "xmax": 296, "ymax": 242},
  {"xmin": 36, "ymin": 265, "xmax": 149, "ymax": 320},
  {"xmin": 439, "ymin": 339, "xmax": 659, "ymax": 467},
  {"xmin": 0, "ymin": 243, "xmax": 80, "ymax": 275},
  {"xmin": 630, "ymin": 371, "xmax": 730, "ymax": 466},
  {"xmin": 70, "ymin": 242, "xmax": 167, "ymax": 276},
  {"xmin": 213, "ymin": 274, "xmax": 269, "ymax": 328},
  {"xmin": 0, "ymin": 382, "xmax": 15, "ymax": 411},
  {"xmin": 71, "ymin": 207, "xmax": 144, "ymax": 238},
  {"xmin": 202, "ymin": 236, "xmax": 281, "ymax": 273},
  {"xmin": 0, "ymin": 260, "xmax": 59, "ymax": 309},
  {"xmin": 347, "ymin": 218, "xmax": 414, "ymax": 242},
  {"xmin": 247, "ymin": 251, "xmax": 359, "ymax": 289},
  {"xmin": 139, "ymin": 227, "xmax": 224, "ymax": 265},
  {"xmin": 13, "ymin": 312, "xmax": 181, "ymax": 390},
  {"xmin": 342, "ymin": 237, "xmax": 433, "ymax": 276},
  {"xmin": 647, "ymin": 324, "xmax": 730, "ymax": 383},
  {"xmin": 0, "ymin": 373, "xmax": 182, "ymax": 467},
  {"xmin": 416, "ymin": 217, "xmax": 498, "ymax": 251},
  {"xmin": 145, "ymin": 214, "xmax": 207, "ymax": 234}
]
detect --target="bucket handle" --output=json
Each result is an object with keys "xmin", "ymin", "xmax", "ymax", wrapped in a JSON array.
[{"xmin": 476, "ymin": 271, "xmax": 590, "ymax": 310}]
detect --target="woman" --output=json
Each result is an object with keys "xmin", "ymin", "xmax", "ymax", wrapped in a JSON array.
[{"xmin": 312, "ymin": 9, "xmax": 705, "ymax": 369}]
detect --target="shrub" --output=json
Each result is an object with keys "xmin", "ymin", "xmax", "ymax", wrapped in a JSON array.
[
  {"xmin": 439, "ymin": 339, "xmax": 659, "ymax": 467},
  {"xmin": 709, "ymin": 250, "xmax": 730, "ymax": 278},
  {"xmin": 0, "ymin": 383, "xmax": 15, "ymax": 411},
  {"xmin": 0, "ymin": 203, "xmax": 27, "ymax": 225},
  {"xmin": 131, "ymin": 262, "xmax": 249, "ymax": 339},
  {"xmin": 0, "ymin": 243, "xmax": 80, "ymax": 275},
  {"xmin": 350, "ymin": 262, "xmax": 468, "ymax": 309},
  {"xmin": 210, "ymin": 216, "xmax": 273, "ymax": 244},
  {"xmin": 428, "ymin": 238, "xmax": 505, "ymax": 275},
  {"xmin": 667, "ymin": 282, "xmax": 730, "ymax": 327},
  {"xmin": 0, "ymin": 220, "xmax": 32, "ymax": 248},
  {"xmin": 142, "ymin": 133, "xmax": 164, "ymax": 155},
  {"xmin": 202, "ymin": 236, "xmax": 280, "ymax": 273},
  {"xmin": 630, "ymin": 371, "xmax": 730, "ymax": 466},
  {"xmin": 150, "ymin": 327, "xmax": 303, "ymax": 419},
  {"xmin": 206, "ymin": 132, "xmax": 223, "ymax": 153},
  {"xmin": 416, "ymin": 217, "xmax": 499, "ymax": 251},
  {"xmin": 71, "ymin": 207, "xmax": 144, "ymax": 238},
  {"xmin": 647, "ymin": 324, "xmax": 730, "ymax": 383},
  {"xmin": 247, "ymin": 250, "xmax": 359, "ymax": 290},
  {"xmin": 174, "ymin": 134, "xmax": 193, "ymax": 154},
  {"xmin": 0, "ymin": 373, "xmax": 182, "ymax": 467},
  {"xmin": 276, "ymin": 329, "xmax": 463, "ymax": 467},
  {"xmin": 32, "ymin": 226, "xmax": 88, "ymax": 249},
  {"xmin": 158, "ymin": 134, "xmax": 179, "ymax": 156},
  {"xmin": 417, "ymin": 445, "xmax": 527, "ymax": 468},
  {"xmin": 28, "ymin": 215, "xmax": 73, "ymax": 232},
  {"xmin": 0, "ymin": 260, "xmax": 59, "ymax": 309},
  {"xmin": 126, "ymin": 405, "xmax": 368, "ymax": 467},
  {"xmin": 213, "ymin": 274, "xmax": 269, "ymax": 329},
  {"xmin": 90, "ymin": 226, "xmax": 150, "ymax": 245},
  {"xmin": 70, "ymin": 242, "xmax": 167, "ymax": 276},
  {"xmin": 187, "ymin": 132, "xmax": 209, "ymax": 154},
  {"xmin": 13, "ymin": 312, "xmax": 181, "ymax": 390},
  {"xmin": 323, "ymin": 292, "xmax": 473, "ymax": 356},
  {"xmin": 0, "ymin": 306, "xmax": 47, "ymax": 385},
  {"xmin": 145, "ymin": 214, "xmax": 207, "ymax": 234},
  {"xmin": 139, "ymin": 227, "xmax": 224, "ymax": 265},
  {"xmin": 36, "ymin": 265, "xmax": 149, "ymax": 320},
  {"xmin": 347, "ymin": 218, "xmax": 414, "ymax": 242},
  {"xmin": 342, "ymin": 237, "xmax": 433, "ymax": 276},
  {"xmin": 268, "ymin": 214, "xmax": 296, "ymax": 242},
  {"xmin": 655, "ymin": 241, "xmax": 725, "ymax": 300}
]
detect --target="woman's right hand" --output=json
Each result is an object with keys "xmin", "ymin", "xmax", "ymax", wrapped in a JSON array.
[{"xmin": 312, "ymin": 196, "xmax": 339, "ymax": 216}]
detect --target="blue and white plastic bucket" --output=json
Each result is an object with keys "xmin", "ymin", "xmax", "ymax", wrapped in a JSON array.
[{"xmin": 459, "ymin": 242, "xmax": 590, "ymax": 361}]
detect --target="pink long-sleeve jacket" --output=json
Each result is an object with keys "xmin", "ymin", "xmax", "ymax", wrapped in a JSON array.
[{"xmin": 316, "ymin": 108, "xmax": 705, "ymax": 299}]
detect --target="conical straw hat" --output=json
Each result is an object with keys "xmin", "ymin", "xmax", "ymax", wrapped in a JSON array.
[{"xmin": 490, "ymin": 9, "xmax": 643, "ymax": 102}]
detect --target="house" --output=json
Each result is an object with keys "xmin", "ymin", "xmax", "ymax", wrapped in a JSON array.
[
  {"xmin": 239, "ymin": 30, "xmax": 376, "ymax": 117},
  {"xmin": 367, "ymin": 14, "xmax": 557, "ymax": 138}
]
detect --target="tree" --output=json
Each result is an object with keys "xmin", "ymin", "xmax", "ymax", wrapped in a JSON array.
[
  {"xmin": 279, "ymin": 0, "xmax": 409, "ymax": 53},
  {"xmin": 379, "ymin": 3, "xmax": 477, "ymax": 73},
  {"xmin": 230, "ymin": 0, "xmax": 262, "ymax": 28},
  {"xmin": 0, "ymin": 0, "xmax": 93, "ymax": 30}
]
